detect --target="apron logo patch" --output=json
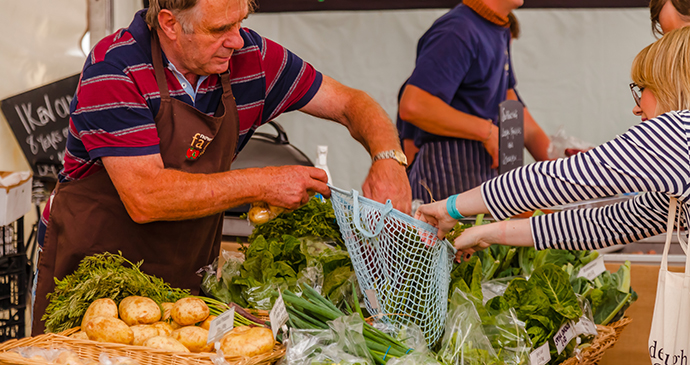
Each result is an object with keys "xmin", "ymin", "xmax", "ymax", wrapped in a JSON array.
[{"xmin": 186, "ymin": 133, "xmax": 213, "ymax": 161}]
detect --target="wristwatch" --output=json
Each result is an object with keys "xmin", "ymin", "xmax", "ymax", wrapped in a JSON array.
[{"xmin": 372, "ymin": 149, "xmax": 408, "ymax": 167}]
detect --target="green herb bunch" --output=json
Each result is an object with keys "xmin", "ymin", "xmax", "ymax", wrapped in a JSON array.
[
  {"xmin": 246, "ymin": 197, "xmax": 344, "ymax": 246},
  {"xmin": 43, "ymin": 252, "xmax": 190, "ymax": 333}
]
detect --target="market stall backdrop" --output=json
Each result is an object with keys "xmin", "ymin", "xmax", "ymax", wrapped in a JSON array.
[{"xmin": 0, "ymin": 0, "xmax": 656, "ymax": 191}]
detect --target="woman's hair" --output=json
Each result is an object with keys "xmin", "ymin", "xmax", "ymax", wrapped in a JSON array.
[
  {"xmin": 631, "ymin": 26, "xmax": 690, "ymax": 114},
  {"xmin": 508, "ymin": 12, "xmax": 520, "ymax": 39},
  {"xmin": 146, "ymin": 0, "xmax": 257, "ymax": 33},
  {"xmin": 650, "ymin": 0, "xmax": 690, "ymax": 37}
]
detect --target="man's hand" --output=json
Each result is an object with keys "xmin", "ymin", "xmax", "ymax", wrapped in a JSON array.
[
  {"xmin": 482, "ymin": 124, "xmax": 499, "ymax": 169},
  {"xmin": 362, "ymin": 159, "xmax": 411, "ymax": 214},
  {"xmin": 257, "ymin": 165, "xmax": 330, "ymax": 210}
]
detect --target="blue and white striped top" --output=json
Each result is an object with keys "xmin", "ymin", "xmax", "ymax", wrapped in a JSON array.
[{"xmin": 481, "ymin": 110, "xmax": 690, "ymax": 251}]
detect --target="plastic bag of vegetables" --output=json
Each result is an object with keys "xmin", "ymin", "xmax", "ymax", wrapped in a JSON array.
[
  {"xmin": 436, "ymin": 289, "xmax": 498, "ymax": 365},
  {"xmin": 280, "ymin": 321, "xmax": 373, "ymax": 365}
]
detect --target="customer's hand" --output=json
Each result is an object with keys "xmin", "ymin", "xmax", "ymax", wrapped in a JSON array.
[
  {"xmin": 452, "ymin": 224, "xmax": 493, "ymax": 261},
  {"xmin": 414, "ymin": 199, "xmax": 458, "ymax": 239}
]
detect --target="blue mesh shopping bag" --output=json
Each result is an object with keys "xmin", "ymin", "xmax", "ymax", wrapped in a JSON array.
[{"xmin": 329, "ymin": 186, "xmax": 455, "ymax": 346}]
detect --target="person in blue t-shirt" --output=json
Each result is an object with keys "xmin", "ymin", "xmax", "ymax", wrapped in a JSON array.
[{"xmin": 397, "ymin": 0, "xmax": 551, "ymax": 203}]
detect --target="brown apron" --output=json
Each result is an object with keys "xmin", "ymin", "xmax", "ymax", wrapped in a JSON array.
[{"xmin": 32, "ymin": 32, "xmax": 239, "ymax": 335}]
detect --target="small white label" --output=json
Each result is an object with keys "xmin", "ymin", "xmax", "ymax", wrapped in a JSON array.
[
  {"xmin": 529, "ymin": 342, "xmax": 551, "ymax": 365},
  {"xmin": 577, "ymin": 257, "xmax": 607, "ymax": 281},
  {"xmin": 207, "ymin": 307, "xmax": 235, "ymax": 344},
  {"xmin": 365, "ymin": 289, "xmax": 380, "ymax": 311},
  {"xmin": 573, "ymin": 318, "xmax": 598, "ymax": 337},
  {"xmin": 553, "ymin": 321, "xmax": 577, "ymax": 354},
  {"xmin": 270, "ymin": 293, "xmax": 289, "ymax": 340}
]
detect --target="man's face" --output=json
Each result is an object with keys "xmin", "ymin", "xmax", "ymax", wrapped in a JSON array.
[{"xmin": 174, "ymin": 0, "xmax": 248, "ymax": 76}]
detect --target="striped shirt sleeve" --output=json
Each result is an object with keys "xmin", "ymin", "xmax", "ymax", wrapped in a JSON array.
[
  {"xmin": 481, "ymin": 110, "xmax": 690, "ymax": 250},
  {"xmin": 71, "ymin": 61, "xmax": 160, "ymax": 159}
]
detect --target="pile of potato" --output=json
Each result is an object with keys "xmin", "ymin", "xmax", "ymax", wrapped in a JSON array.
[{"xmin": 70, "ymin": 296, "xmax": 274, "ymax": 357}]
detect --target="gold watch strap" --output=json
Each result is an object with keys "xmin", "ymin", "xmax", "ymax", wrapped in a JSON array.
[{"xmin": 372, "ymin": 149, "xmax": 408, "ymax": 167}]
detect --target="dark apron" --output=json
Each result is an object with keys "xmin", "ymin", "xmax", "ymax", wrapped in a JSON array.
[{"xmin": 32, "ymin": 32, "xmax": 239, "ymax": 334}]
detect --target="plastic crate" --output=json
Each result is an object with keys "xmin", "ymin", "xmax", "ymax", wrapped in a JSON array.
[{"xmin": 0, "ymin": 218, "xmax": 27, "ymax": 342}]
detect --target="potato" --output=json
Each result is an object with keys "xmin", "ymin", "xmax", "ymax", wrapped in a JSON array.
[
  {"xmin": 161, "ymin": 302, "xmax": 174, "ymax": 321},
  {"xmin": 172, "ymin": 326, "xmax": 213, "ymax": 353},
  {"xmin": 84, "ymin": 316, "xmax": 133, "ymax": 344},
  {"xmin": 143, "ymin": 336, "xmax": 190, "ymax": 352},
  {"xmin": 119, "ymin": 296, "xmax": 162, "ymax": 326},
  {"xmin": 199, "ymin": 315, "xmax": 216, "ymax": 330},
  {"xmin": 220, "ymin": 326, "xmax": 274, "ymax": 357},
  {"xmin": 130, "ymin": 324, "xmax": 161, "ymax": 346},
  {"xmin": 81, "ymin": 298, "xmax": 118, "ymax": 328},
  {"xmin": 150, "ymin": 321, "xmax": 174, "ymax": 336},
  {"xmin": 69, "ymin": 331, "xmax": 89, "ymax": 340},
  {"xmin": 171, "ymin": 297, "xmax": 209, "ymax": 326}
]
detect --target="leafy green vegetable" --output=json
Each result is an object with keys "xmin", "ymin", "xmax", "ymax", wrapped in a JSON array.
[
  {"xmin": 43, "ymin": 252, "xmax": 190, "ymax": 333},
  {"xmin": 202, "ymin": 234, "xmax": 354, "ymax": 310},
  {"xmin": 531, "ymin": 264, "xmax": 582, "ymax": 320},
  {"xmin": 587, "ymin": 261, "xmax": 636, "ymax": 325},
  {"xmin": 246, "ymin": 197, "xmax": 344, "ymax": 246}
]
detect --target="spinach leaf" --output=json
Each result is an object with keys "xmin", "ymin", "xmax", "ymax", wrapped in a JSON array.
[{"xmin": 531, "ymin": 264, "xmax": 582, "ymax": 320}]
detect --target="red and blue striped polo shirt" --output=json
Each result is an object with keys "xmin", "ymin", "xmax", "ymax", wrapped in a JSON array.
[{"xmin": 61, "ymin": 9, "xmax": 322, "ymax": 183}]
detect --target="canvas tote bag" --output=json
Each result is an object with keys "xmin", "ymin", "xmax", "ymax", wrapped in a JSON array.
[{"xmin": 648, "ymin": 197, "xmax": 690, "ymax": 365}]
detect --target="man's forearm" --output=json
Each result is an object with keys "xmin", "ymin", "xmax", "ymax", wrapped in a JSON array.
[
  {"xmin": 340, "ymin": 89, "xmax": 401, "ymax": 155},
  {"xmin": 300, "ymin": 75, "xmax": 401, "ymax": 156},
  {"xmin": 103, "ymin": 155, "xmax": 329, "ymax": 224},
  {"xmin": 107, "ymin": 162, "xmax": 263, "ymax": 223},
  {"xmin": 399, "ymin": 84, "xmax": 493, "ymax": 141}
]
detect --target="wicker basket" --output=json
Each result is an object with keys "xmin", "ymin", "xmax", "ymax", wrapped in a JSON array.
[
  {"xmin": 561, "ymin": 317, "xmax": 633, "ymax": 365},
  {"xmin": 0, "ymin": 327, "xmax": 285, "ymax": 365}
]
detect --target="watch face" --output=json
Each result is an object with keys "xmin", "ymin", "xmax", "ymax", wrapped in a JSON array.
[{"xmin": 394, "ymin": 150, "xmax": 408, "ymax": 166}]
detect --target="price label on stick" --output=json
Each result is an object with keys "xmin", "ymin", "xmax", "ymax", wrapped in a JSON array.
[
  {"xmin": 553, "ymin": 321, "xmax": 577, "ymax": 354},
  {"xmin": 577, "ymin": 257, "xmax": 607, "ymax": 281},
  {"xmin": 365, "ymin": 289, "xmax": 380, "ymax": 312},
  {"xmin": 207, "ymin": 307, "xmax": 235, "ymax": 344},
  {"xmin": 530, "ymin": 342, "xmax": 551, "ymax": 365},
  {"xmin": 270, "ymin": 292, "xmax": 289, "ymax": 340},
  {"xmin": 573, "ymin": 318, "xmax": 598, "ymax": 336}
]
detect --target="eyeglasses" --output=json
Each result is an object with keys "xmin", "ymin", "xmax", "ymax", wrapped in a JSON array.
[{"xmin": 630, "ymin": 82, "xmax": 644, "ymax": 107}]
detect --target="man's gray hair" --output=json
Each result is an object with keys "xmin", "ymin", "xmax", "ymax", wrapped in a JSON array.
[{"xmin": 146, "ymin": 0, "xmax": 257, "ymax": 34}]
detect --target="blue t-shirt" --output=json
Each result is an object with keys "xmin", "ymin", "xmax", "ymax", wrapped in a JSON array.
[{"xmin": 399, "ymin": 3, "xmax": 516, "ymax": 147}]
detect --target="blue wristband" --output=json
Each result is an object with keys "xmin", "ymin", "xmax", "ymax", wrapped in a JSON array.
[{"xmin": 446, "ymin": 194, "xmax": 464, "ymax": 220}]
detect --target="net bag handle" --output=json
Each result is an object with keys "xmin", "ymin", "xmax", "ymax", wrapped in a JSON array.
[{"xmin": 352, "ymin": 189, "xmax": 394, "ymax": 238}]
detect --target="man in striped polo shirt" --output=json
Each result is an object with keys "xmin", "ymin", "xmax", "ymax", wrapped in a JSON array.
[{"xmin": 31, "ymin": 0, "xmax": 410, "ymax": 334}]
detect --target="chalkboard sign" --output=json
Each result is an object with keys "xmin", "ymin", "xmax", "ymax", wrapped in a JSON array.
[
  {"xmin": 0, "ymin": 74, "xmax": 79, "ymax": 180},
  {"xmin": 498, "ymin": 100, "xmax": 524, "ymax": 174}
]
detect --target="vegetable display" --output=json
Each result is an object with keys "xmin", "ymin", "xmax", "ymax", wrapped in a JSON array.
[
  {"xmin": 202, "ymin": 234, "xmax": 354, "ymax": 310},
  {"xmin": 245, "ymin": 197, "xmax": 344, "ymax": 246},
  {"xmin": 203, "ymin": 197, "xmax": 354, "ymax": 310},
  {"xmin": 441, "ymin": 215, "xmax": 637, "ymax": 364},
  {"xmin": 44, "ymin": 252, "xmax": 190, "ymax": 333},
  {"xmin": 282, "ymin": 283, "xmax": 413, "ymax": 364}
]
